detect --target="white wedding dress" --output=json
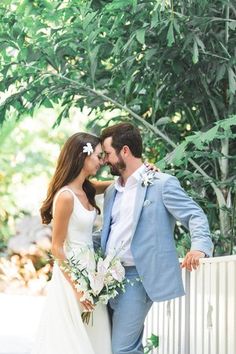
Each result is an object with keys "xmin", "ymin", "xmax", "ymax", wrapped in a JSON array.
[{"xmin": 31, "ymin": 187, "xmax": 112, "ymax": 354}]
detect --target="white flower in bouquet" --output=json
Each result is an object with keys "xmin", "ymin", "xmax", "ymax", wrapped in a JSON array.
[
  {"xmin": 102, "ymin": 251, "xmax": 116, "ymax": 269},
  {"xmin": 96, "ymin": 257, "xmax": 109, "ymax": 275},
  {"xmin": 88, "ymin": 272, "xmax": 105, "ymax": 295},
  {"xmin": 77, "ymin": 247, "xmax": 96, "ymax": 271},
  {"xmin": 110, "ymin": 260, "xmax": 125, "ymax": 282},
  {"xmin": 103, "ymin": 274, "xmax": 114, "ymax": 286}
]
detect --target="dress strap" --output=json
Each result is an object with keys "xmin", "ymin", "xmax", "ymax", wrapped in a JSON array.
[{"xmin": 52, "ymin": 187, "xmax": 75, "ymax": 216}]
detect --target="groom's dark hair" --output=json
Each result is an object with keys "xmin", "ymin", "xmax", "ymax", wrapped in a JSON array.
[{"xmin": 100, "ymin": 122, "xmax": 143, "ymax": 158}]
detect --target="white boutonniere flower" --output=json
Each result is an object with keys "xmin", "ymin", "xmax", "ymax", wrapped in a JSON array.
[
  {"xmin": 83, "ymin": 142, "xmax": 94, "ymax": 155},
  {"xmin": 140, "ymin": 170, "xmax": 157, "ymax": 187}
]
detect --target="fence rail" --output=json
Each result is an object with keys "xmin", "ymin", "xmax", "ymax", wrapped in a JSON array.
[{"xmin": 144, "ymin": 255, "xmax": 236, "ymax": 354}]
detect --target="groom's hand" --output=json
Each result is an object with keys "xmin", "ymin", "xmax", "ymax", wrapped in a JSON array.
[{"xmin": 181, "ymin": 250, "xmax": 205, "ymax": 271}]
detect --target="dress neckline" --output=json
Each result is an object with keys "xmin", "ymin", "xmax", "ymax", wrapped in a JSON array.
[{"xmin": 62, "ymin": 187, "xmax": 95, "ymax": 213}]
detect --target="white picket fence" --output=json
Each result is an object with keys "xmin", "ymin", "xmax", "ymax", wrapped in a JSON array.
[{"xmin": 144, "ymin": 255, "xmax": 236, "ymax": 354}]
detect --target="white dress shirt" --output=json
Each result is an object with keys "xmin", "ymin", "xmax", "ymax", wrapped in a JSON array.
[{"xmin": 105, "ymin": 164, "xmax": 146, "ymax": 266}]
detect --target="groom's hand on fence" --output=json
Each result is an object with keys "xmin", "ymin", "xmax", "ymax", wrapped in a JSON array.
[{"xmin": 181, "ymin": 250, "xmax": 205, "ymax": 271}]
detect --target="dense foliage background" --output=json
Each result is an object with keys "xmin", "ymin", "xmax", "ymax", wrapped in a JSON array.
[{"xmin": 0, "ymin": 0, "xmax": 235, "ymax": 256}]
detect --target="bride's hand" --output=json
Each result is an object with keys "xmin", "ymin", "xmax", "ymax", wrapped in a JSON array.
[
  {"xmin": 80, "ymin": 300, "xmax": 94, "ymax": 312},
  {"xmin": 144, "ymin": 161, "xmax": 160, "ymax": 172},
  {"xmin": 76, "ymin": 291, "xmax": 94, "ymax": 312}
]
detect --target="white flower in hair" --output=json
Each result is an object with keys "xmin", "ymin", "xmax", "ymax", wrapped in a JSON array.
[{"xmin": 83, "ymin": 142, "xmax": 94, "ymax": 155}]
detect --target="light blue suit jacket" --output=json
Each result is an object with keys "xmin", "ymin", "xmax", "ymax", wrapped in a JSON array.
[{"xmin": 101, "ymin": 172, "xmax": 213, "ymax": 302}]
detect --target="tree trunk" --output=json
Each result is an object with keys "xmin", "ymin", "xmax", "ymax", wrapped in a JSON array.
[{"xmin": 215, "ymin": 188, "xmax": 231, "ymax": 240}]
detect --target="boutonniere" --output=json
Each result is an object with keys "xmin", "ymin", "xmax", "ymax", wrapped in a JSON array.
[{"xmin": 140, "ymin": 170, "xmax": 157, "ymax": 187}]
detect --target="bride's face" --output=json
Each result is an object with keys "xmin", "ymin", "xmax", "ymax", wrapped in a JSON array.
[{"xmin": 83, "ymin": 143, "xmax": 104, "ymax": 176}]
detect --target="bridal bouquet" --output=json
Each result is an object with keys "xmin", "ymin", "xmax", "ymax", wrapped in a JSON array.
[{"xmin": 60, "ymin": 247, "xmax": 126, "ymax": 324}]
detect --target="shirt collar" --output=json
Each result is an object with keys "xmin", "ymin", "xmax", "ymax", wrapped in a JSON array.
[{"xmin": 114, "ymin": 164, "xmax": 146, "ymax": 192}]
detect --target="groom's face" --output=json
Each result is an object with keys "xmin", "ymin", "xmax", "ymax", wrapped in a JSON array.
[{"xmin": 102, "ymin": 137, "xmax": 126, "ymax": 176}]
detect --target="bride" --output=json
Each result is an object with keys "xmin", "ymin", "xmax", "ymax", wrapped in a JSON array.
[{"xmin": 31, "ymin": 132, "xmax": 112, "ymax": 354}]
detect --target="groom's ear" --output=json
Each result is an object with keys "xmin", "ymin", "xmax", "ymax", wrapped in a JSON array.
[{"xmin": 122, "ymin": 145, "xmax": 130, "ymax": 156}]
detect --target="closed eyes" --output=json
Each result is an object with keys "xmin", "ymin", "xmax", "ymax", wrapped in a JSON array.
[{"xmin": 97, "ymin": 153, "xmax": 104, "ymax": 159}]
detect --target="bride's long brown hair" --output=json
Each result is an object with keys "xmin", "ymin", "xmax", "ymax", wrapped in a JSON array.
[{"xmin": 40, "ymin": 132, "xmax": 101, "ymax": 224}]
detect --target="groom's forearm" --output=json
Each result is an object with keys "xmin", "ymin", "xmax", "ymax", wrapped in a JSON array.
[
  {"xmin": 91, "ymin": 179, "xmax": 113, "ymax": 194},
  {"xmin": 162, "ymin": 176, "xmax": 213, "ymax": 256}
]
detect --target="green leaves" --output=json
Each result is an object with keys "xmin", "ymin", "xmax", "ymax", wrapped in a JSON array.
[
  {"xmin": 0, "ymin": 0, "xmax": 235, "ymax": 128},
  {"xmin": 0, "ymin": 0, "xmax": 235, "ymax": 144},
  {"xmin": 82, "ymin": 11, "xmax": 98, "ymax": 30},
  {"xmin": 160, "ymin": 115, "xmax": 236, "ymax": 167}
]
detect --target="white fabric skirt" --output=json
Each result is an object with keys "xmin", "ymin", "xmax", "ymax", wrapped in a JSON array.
[{"xmin": 31, "ymin": 263, "xmax": 112, "ymax": 354}]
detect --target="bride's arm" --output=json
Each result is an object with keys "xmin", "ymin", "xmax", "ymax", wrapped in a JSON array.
[
  {"xmin": 91, "ymin": 179, "xmax": 113, "ymax": 194},
  {"xmin": 51, "ymin": 191, "xmax": 93, "ymax": 311}
]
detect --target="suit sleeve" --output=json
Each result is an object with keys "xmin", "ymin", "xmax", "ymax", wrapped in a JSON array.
[{"xmin": 161, "ymin": 176, "xmax": 213, "ymax": 257}]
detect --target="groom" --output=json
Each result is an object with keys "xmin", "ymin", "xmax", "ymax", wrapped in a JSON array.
[{"xmin": 100, "ymin": 122, "xmax": 213, "ymax": 354}]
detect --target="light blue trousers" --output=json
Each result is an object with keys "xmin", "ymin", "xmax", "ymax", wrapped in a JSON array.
[{"xmin": 108, "ymin": 266, "xmax": 153, "ymax": 354}]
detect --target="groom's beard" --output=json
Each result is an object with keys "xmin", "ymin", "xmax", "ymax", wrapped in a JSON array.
[{"xmin": 108, "ymin": 155, "xmax": 126, "ymax": 176}]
